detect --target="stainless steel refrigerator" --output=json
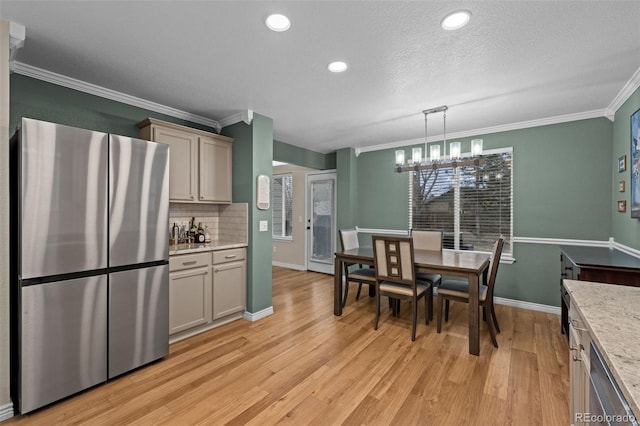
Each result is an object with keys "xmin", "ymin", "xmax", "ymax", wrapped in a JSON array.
[{"xmin": 10, "ymin": 118, "xmax": 169, "ymax": 414}]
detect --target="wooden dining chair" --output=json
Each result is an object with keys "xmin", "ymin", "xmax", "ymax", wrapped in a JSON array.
[
  {"xmin": 410, "ymin": 229, "xmax": 443, "ymax": 320},
  {"xmin": 339, "ymin": 228, "xmax": 376, "ymax": 307},
  {"xmin": 372, "ymin": 236, "xmax": 433, "ymax": 341},
  {"xmin": 436, "ymin": 238, "xmax": 504, "ymax": 347}
]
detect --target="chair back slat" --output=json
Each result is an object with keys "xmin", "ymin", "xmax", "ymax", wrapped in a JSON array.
[
  {"xmin": 373, "ymin": 236, "xmax": 415, "ymax": 285},
  {"xmin": 339, "ymin": 228, "xmax": 359, "ymax": 251},
  {"xmin": 411, "ymin": 230, "xmax": 443, "ymax": 252}
]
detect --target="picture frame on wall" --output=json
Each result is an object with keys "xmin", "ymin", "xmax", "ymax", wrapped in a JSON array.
[
  {"xmin": 618, "ymin": 155, "xmax": 627, "ymax": 172},
  {"xmin": 618, "ymin": 200, "xmax": 627, "ymax": 213},
  {"xmin": 632, "ymin": 107, "xmax": 640, "ymax": 218},
  {"xmin": 619, "ymin": 180, "xmax": 626, "ymax": 192}
]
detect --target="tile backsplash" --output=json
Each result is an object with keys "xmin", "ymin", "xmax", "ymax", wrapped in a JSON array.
[{"xmin": 170, "ymin": 202, "xmax": 248, "ymax": 244}]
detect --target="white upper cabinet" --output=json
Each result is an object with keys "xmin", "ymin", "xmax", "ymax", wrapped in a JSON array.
[{"xmin": 138, "ymin": 118, "xmax": 233, "ymax": 204}]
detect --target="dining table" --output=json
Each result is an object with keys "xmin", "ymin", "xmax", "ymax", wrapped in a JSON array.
[{"xmin": 334, "ymin": 247, "xmax": 491, "ymax": 356}]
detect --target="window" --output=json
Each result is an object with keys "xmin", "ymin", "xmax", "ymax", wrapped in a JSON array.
[
  {"xmin": 409, "ymin": 148, "xmax": 512, "ymax": 255},
  {"xmin": 272, "ymin": 174, "xmax": 293, "ymax": 239}
]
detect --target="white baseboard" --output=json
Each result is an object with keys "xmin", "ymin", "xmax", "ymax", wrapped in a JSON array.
[
  {"xmin": 0, "ymin": 402, "xmax": 14, "ymax": 422},
  {"xmin": 272, "ymin": 261, "xmax": 306, "ymax": 271},
  {"xmin": 494, "ymin": 296, "xmax": 560, "ymax": 315},
  {"xmin": 243, "ymin": 306, "xmax": 274, "ymax": 322}
]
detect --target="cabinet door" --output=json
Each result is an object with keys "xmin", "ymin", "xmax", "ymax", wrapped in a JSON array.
[
  {"xmin": 152, "ymin": 126, "xmax": 198, "ymax": 202},
  {"xmin": 199, "ymin": 136, "xmax": 232, "ymax": 203},
  {"xmin": 212, "ymin": 261, "xmax": 246, "ymax": 319},
  {"xmin": 169, "ymin": 266, "xmax": 212, "ymax": 334},
  {"xmin": 569, "ymin": 329, "xmax": 582, "ymax": 422}
]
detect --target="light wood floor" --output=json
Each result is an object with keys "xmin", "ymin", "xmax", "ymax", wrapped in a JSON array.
[{"xmin": 8, "ymin": 267, "xmax": 570, "ymax": 425}]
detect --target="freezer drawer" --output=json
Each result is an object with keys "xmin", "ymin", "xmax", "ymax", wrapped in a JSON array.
[
  {"xmin": 108, "ymin": 265, "xmax": 169, "ymax": 378},
  {"xmin": 19, "ymin": 276, "xmax": 107, "ymax": 414}
]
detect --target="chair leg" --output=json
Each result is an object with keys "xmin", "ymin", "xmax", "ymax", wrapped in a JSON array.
[
  {"xmin": 427, "ymin": 287, "xmax": 433, "ymax": 323},
  {"xmin": 437, "ymin": 295, "xmax": 444, "ymax": 333},
  {"xmin": 374, "ymin": 293, "xmax": 380, "ymax": 330},
  {"xmin": 490, "ymin": 303, "xmax": 501, "ymax": 333},
  {"xmin": 424, "ymin": 294, "xmax": 428, "ymax": 325},
  {"xmin": 356, "ymin": 283, "xmax": 363, "ymax": 300},
  {"xmin": 342, "ymin": 281, "xmax": 349, "ymax": 308},
  {"xmin": 445, "ymin": 299, "xmax": 450, "ymax": 322},
  {"xmin": 412, "ymin": 299, "xmax": 418, "ymax": 341},
  {"xmin": 485, "ymin": 306, "xmax": 499, "ymax": 348}
]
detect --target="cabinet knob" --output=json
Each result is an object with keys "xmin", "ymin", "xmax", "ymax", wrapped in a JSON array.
[
  {"xmin": 191, "ymin": 195, "xmax": 195, "ymax": 200},
  {"xmin": 572, "ymin": 355, "xmax": 581, "ymax": 362},
  {"xmin": 200, "ymin": 195, "xmax": 204, "ymax": 199}
]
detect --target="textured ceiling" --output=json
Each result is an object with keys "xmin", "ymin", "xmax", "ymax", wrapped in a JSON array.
[{"xmin": 2, "ymin": 1, "xmax": 640, "ymax": 154}]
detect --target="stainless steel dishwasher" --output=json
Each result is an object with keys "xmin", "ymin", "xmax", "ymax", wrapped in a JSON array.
[{"xmin": 589, "ymin": 341, "xmax": 638, "ymax": 425}]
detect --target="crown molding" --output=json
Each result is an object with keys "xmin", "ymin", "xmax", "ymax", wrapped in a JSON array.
[
  {"xmin": 12, "ymin": 62, "xmax": 221, "ymax": 130},
  {"xmin": 219, "ymin": 109, "xmax": 253, "ymax": 128},
  {"xmin": 356, "ymin": 109, "xmax": 609, "ymax": 154},
  {"xmin": 606, "ymin": 65, "xmax": 640, "ymax": 120},
  {"xmin": 9, "ymin": 21, "xmax": 25, "ymax": 71}
]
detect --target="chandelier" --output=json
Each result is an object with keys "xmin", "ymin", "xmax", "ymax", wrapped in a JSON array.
[{"xmin": 394, "ymin": 106, "xmax": 484, "ymax": 172}]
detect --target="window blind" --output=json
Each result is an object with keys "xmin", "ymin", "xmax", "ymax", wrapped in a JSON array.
[
  {"xmin": 409, "ymin": 149, "xmax": 512, "ymax": 255},
  {"xmin": 272, "ymin": 174, "xmax": 293, "ymax": 239}
]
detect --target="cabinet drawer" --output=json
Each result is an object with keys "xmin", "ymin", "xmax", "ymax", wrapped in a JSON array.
[
  {"xmin": 212, "ymin": 248, "xmax": 246, "ymax": 264},
  {"xmin": 170, "ymin": 252, "xmax": 211, "ymax": 272}
]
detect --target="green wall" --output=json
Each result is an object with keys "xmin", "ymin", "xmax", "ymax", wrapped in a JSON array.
[
  {"xmin": 9, "ymin": 74, "xmax": 217, "ymax": 136},
  {"xmin": 612, "ymin": 86, "xmax": 640, "ymax": 249},
  {"xmin": 336, "ymin": 148, "xmax": 359, "ymax": 242},
  {"xmin": 353, "ymin": 118, "xmax": 613, "ymax": 306},
  {"xmin": 223, "ymin": 114, "xmax": 273, "ymax": 313},
  {"xmin": 273, "ymin": 139, "xmax": 336, "ymax": 170}
]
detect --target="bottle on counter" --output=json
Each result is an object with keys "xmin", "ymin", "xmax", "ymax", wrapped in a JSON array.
[
  {"xmin": 189, "ymin": 217, "xmax": 197, "ymax": 242},
  {"xmin": 195, "ymin": 221, "xmax": 206, "ymax": 244},
  {"xmin": 204, "ymin": 225, "xmax": 211, "ymax": 243},
  {"xmin": 172, "ymin": 222, "xmax": 179, "ymax": 243}
]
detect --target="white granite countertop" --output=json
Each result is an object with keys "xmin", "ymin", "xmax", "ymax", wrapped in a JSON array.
[
  {"xmin": 169, "ymin": 240, "xmax": 247, "ymax": 256},
  {"xmin": 563, "ymin": 279, "xmax": 640, "ymax": 417}
]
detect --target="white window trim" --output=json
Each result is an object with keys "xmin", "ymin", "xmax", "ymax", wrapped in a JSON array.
[{"xmin": 272, "ymin": 173, "xmax": 293, "ymax": 241}]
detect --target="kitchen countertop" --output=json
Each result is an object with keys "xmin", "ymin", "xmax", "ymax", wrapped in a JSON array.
[
  {"xmin": 563, "ymin": 279, "xmax": 640, "ymax": 417},
  {"xmin": 169, "ymin": 240, "xmax": 247, "ymax": 256}
]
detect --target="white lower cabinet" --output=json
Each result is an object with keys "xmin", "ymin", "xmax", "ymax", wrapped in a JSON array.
[
  {"xmin": 168, "ymin": 252, "xmax": 212, "ymax": 335},
  {"xmin": 568, "ymin": 299, "xmax": 590, "ymax": 425},
  {"xmin": 169, "ymin": 248, "xmax": 246, "ymax": 338},
  {"xmin": 213, "ymin": 248, "xmax": 246, "ymax": 319}
]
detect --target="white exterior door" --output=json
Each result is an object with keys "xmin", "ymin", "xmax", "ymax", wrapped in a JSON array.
[{"xmin": 306, "ymin": 172, "xmax": 336, "ymax": 274}]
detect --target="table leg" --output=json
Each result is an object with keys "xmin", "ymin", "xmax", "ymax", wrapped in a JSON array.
[
  {"xmin": 334, "ymin": 255, "xmax": 343, "ymax": 316},
  {"xmin": 468, "ymin": 272, "xmax": 480, "ymax": 356}
]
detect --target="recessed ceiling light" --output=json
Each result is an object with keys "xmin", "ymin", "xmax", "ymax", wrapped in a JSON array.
[
  {"xmin": 328, "ymin": 61, "xmax": 348, "ymax": 73},
  {"xmin": 266, "ymin": 14, "xmax": 291, "ymax": 32},
  {"xmin": 441, "ymin": 10, "xmax": 471, "ymax": 31}
]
